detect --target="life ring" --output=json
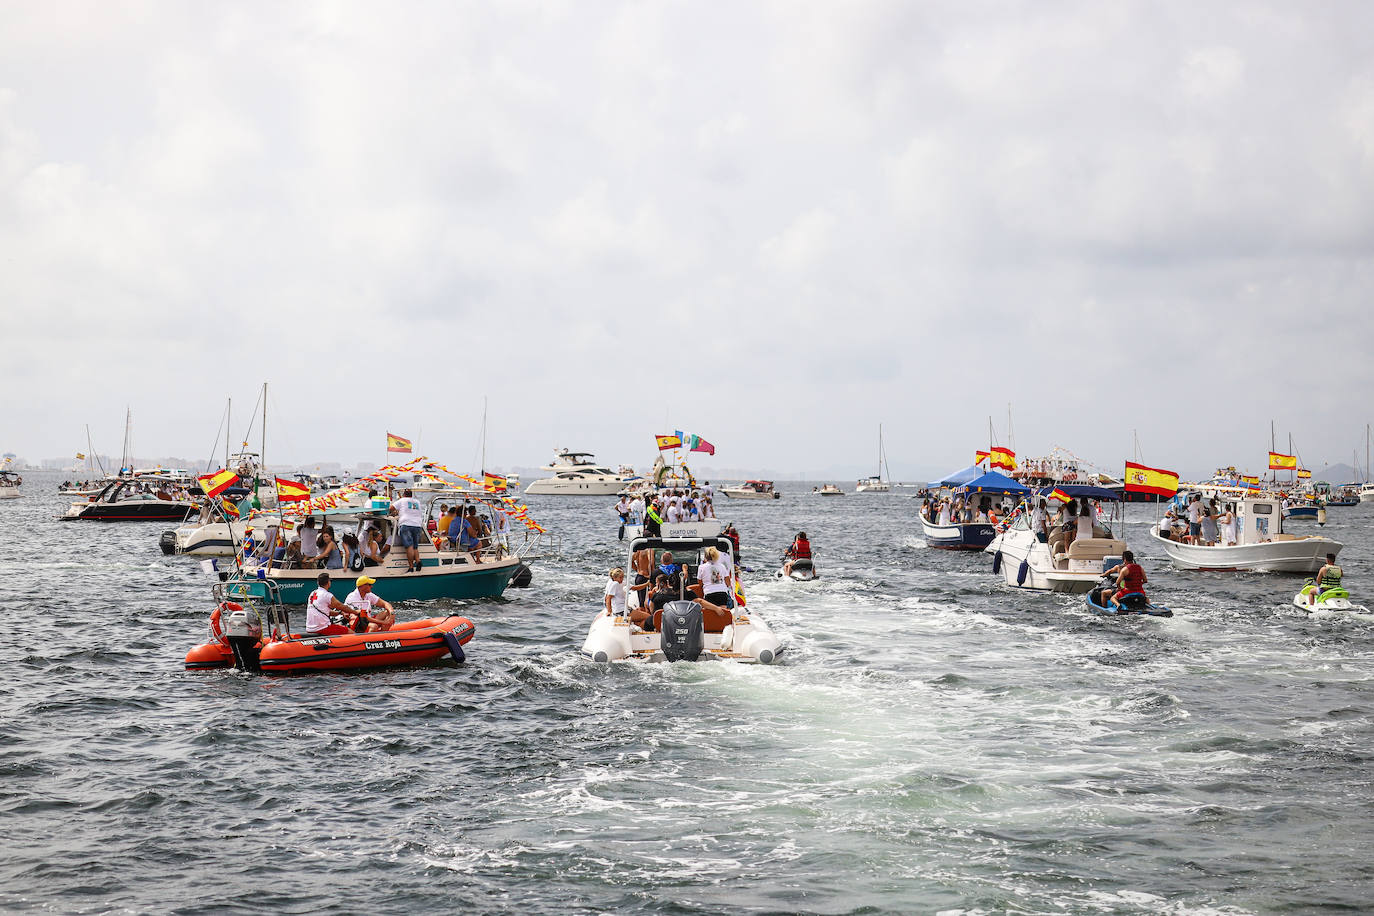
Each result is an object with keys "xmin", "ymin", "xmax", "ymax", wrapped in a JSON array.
[{"xmin": 209, "ymin": 601, "xmax": 243, "ymax": 645}]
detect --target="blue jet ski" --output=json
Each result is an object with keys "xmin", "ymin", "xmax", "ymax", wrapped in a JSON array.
[{"xmin": 1085, "ymin": 585, "xmax": 1173, "ymax": 617}]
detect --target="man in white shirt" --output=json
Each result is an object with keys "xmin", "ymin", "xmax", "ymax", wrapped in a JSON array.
[
  {"xmin": 390, "ymin": 488, "xmax": 427, "ymax": 573},
  {"xmin": 306, "ymin": 572, "xmax": 353, "ymax": 635},
  {"xmin": 629, "ymin": 495, "xmax": 645, "ymax": 524},
  {"xmin": 344, "ymin": 575, "xmax": 395, "ymax": 632},
  {"xmin": 1186, "ymin": 495, "xmax": 1203, "ymax": 543},
  {"xmin": 665, "ymin": 501, "xmax": 683, "ymax": 523}
]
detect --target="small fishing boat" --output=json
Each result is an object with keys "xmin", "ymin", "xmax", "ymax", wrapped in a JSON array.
[
  {"xmin": 813, "ymin": 484, "xmax": 844, "ymax": 496},
  {"xmin": 721, "ymin": 480, "xmax": 780, "ymax": 499},
  {"xmin": 1151, "ymin": 493, "xmax": 1341, "ymax": 573},
  {"xmin": 0, "ymin": 469, "xmax": 20, "ymax": 500},
  {"xmin": 1293, "ymin": 581, "xmax": 1364, "ymax": 613},
  {"xmin": 922, "ymin": 468, "xmax": 1029, "ymax": 550},
  {"xmin": 184, "ymin": 583, "xmax": 474, "ymax": 673},
  {"xmin": 1084, "ymin": 588, "xmax": 1173, "ymax": 617},
  {"xmin": 581, "ymin": 534, "xmax": 782, "ymax": 663}
]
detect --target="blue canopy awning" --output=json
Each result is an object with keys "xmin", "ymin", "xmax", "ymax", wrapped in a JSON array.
[
  {"xmin": 955, "ymin": 470, "xmax": 1031, "ymax": 496},
  {"xmin": 929, "ymin": 464, "xmax": 983, "ymax": 488}
]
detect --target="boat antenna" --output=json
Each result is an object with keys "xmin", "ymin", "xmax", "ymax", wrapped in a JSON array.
[{"xmin": 205, "ymin": 400, "xmax": 229, "ymax": 473}]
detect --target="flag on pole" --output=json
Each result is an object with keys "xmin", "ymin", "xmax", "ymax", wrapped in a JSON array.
[
  {"xmin": 387, "ymin": 432, "xmax": 413, "ymax": 453},
  {"xmin": 990, "ymin": 447, "xmax": 1017, "ymax": 471},
  {"xmin": 688, "ymin": 436, "xmax": 715, "ymax": 456},
  {"xmin": 1123, "ymin": 461, "xmax": 1180, "ymax": 498},
  {"xmin": 274, "ymin": 477, "xmax": 312, "ymax": 502},
  {"xmin": 1297, "ymin": 468, "xmax": 1312, "ymax": 479},
  {"xmin": 975, "ymin": 450, "xmax": 990, "ymax": 465},
  {"xmin": 1268, "ymin": 451, "xmax": 1297, "ymax": 470},
  {"xmin": 1049, "ymin": 487, "xmax": 1073, "ymax": 503},
  {"xmin": 221, "ymin": 497, "xmax": 240, "ymax": 519},
  {"xmin": 1240, "ymin": 475, "xmax": 1261, "ymax": 489},
  {"xmin": 655, "ymin": 434, "xmax": 682, "ymax": 451},
  {"xmin": 197, "ymin": 468, "xmax": 238, "ymax": 497},
  {"xmin": 483, "ymin": 471, "xmax": 508, "ymax": 493}
]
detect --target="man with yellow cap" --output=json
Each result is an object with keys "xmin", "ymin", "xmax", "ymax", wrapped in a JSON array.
[{"xmin": 343, "ymin": 576, "xmax": 396, "ymax": 633}]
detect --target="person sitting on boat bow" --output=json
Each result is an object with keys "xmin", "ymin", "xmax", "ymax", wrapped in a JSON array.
[
  {"xmin": 305, "ymin": 573, "xmax": 354, "ymax": 636},
  {"xmin": 344, "ymin": 575, "xmax": 395, "ymax": 632},
  {"xmin": 1092, "ymin": 550, "xmax": 1148, "ymax": 610},
  {"xmin": 782, "ymin": 532, "xmax": 811, "ymax": 577},
  {"xmin": 1311, "ymin": 553, "xmax": 1343, "ymax": 605},
  {"xmin": 604, "ymin": 567, "xmax": 627, "ymax": 617}
]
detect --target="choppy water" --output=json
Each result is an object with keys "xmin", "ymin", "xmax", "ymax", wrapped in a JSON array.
[{"xmin": 3, "ymin": 470, "xmax": 1373, "ymax": 914}]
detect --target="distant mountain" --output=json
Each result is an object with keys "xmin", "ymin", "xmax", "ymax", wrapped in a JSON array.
[{"xmin": 1313, "ymin": 463, "xmax": 1364, "ymax": 483}]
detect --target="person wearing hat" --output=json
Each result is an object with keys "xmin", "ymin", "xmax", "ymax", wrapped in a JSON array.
[{"xmin": 344, "ymin": 575, "xmax": 395, "ymax": 632}]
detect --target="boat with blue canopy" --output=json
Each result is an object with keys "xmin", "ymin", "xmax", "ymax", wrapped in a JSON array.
[{"xmin": 920, "ymin": 468, "xmax": 1028, "ymax": 550}]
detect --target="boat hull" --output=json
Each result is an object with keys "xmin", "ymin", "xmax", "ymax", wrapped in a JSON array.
[
  {"xmin": 581, "ymin": 610, "xmax": 782, "ymax": 664},
  {"xmin": 61, "ymin": 500, "xmax": 197, "ymax": 522},
  {"xmin": 993, "ymin": 529, "xmax": 1124, "ymax": 593},
  {"xmin": 524, "ymin": 478, "xmax": 627, "ymax": 495},
  {"xmin": 1150, "ymin": 527, "xmax": 1340, "ymax": 573},
  {"xmin": 720, "ymin": 489, "xmax": 779, "ymax": 499},
  {"xmin": 228, "ymin": 556, "xmax": 521, "ymax": 604},
  {"xmin": 185, "ymin": 616, "xmax": 475, "ymax": 673},
  {"xmin": 921, "ymin": 517, "xmax": 997, "ymax": 550}
]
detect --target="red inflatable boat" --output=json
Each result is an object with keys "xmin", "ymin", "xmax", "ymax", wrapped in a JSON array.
[{"xmin": 185, "ymin": 612, "xmax": 475, "ymax": 674}]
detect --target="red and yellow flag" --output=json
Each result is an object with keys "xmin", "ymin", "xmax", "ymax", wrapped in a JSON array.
[
  {"xmin": 387, "ymin": 432, "xmax": 413, "ymax": 453},
  {"xmin": 1297, "ymin": 468, "xmax": 1312, "ymax": 479},
  {"xmin": 1240, "ymin": 475, "xmax": 1261, "ymax": 489},
  {"xmin": 655, "ymin": 433, "xmax": 682, "ymax": 451},
  {"xmin": 990, "ymin": 446, "xmax": 1017, "ymax": 471},
  {"xmin": 221, "ymin": 496, "xmax": 240, "ymax": 519},
  {"xmin": 483, "ymin": 471, "xmax": 507, "ymax": 493},
  {"xmin": 975, "ymin": 450, "xmax": 991, "ymax": 465},
  {"xmin": 1049, "ymin": 487, "xmax": 1072, "ymax": 503},
  {"xmin": 197, "ymin": 468, "xmax": 238, "ymax": 498},
  {"xmin": 1123, "ymin": 461, "xmax": 1179, "ymax": 498},
  {"xmin": 274, "ymin": 477, "xmax": 311, "ymax": 503},
  {"xmin": 1268, "ymin": 451, "xmax": 1297, "ymax": 470}
]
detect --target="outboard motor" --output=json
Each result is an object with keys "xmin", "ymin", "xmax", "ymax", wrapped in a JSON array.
[
  {"xmin": 158, "ymin": 530, "xmax": 178, "ymax": 556},
  {"xmin": 224, "ymin": 605, "xmax": 263, "ymax": 672},
  {"xmin": 660, "ymin": 600, "xmax": 704, "ymax": 662}
]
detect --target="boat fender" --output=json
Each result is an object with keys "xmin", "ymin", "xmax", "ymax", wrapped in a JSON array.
[
  {"xmin": 992, "ymin": 550, "xmax": 1002, "ymax": 574},
  {"xmin": 440, "ymin": 630, "xmax": 466, "ymax": 663},
  {"xmin": 660, "ymin": 600, "xmax": 704, "ymax": 662},
  {"xmin": 1016, "ymin": 559, "xmax": 1029, "ymax": 586},
  {"xmin": 510, "ymin": 563, "xmax": 533, "ymax": 588}
]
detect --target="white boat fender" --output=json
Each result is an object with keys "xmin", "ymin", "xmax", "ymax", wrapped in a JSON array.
[{"xmin": 660, "ymin": 600, "xmax": 704, "ymax": 662}]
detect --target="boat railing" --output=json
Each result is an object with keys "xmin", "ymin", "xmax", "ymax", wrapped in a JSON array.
[{"xmin": 516, "ymin": 530, "xmax": 562, "ymax": 560}]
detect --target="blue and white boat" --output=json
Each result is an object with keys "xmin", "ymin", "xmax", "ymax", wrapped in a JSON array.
[{"xmin": 920, "ymin": 467, "xmax": 1028, "ymax": 550}]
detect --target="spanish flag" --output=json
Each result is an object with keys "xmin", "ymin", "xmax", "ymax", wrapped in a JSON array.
[
  {"xmin": 1268, "ymin": 451, "xmax": 1297, "ymax": 470},
  {"xmin": 1049, "ymin": 487, "xmax": 1073, "ymax": 503},
  {"xmin": 221, "ymin": 497, "xmax": 240, "ymax": 519},
  {"xmin": 990, "ymin": 446, "xmax": 1017, "ymax": 471},
  {"xmin": 274, "ymin": 477, "xmax": 311, "ymax": 503},
  {"xmin": 483, "ymin": 471, "xmax": 508, "ymax": 493},
  {"xmin": 975, "ymin": 450, "xmax": 991, "ymax": 465},
  {"xmin": 75, "ymin": 452, "xmax": 86, "ymax": 460},
  {"xmin": 1123, "ymin": 461, "xmax": 1179, "ymax": 498},
  {"xmin": 733, "ymin": 578, "xmax": 747, "ymax": 607},
  {"xmin": 387, "ymin": 432, "xmax": 413, "ymax": 454},
  {"xmin": 1240, "ymin": 475, "xmax": 1261, "ymax": 489},
  {"xmin": 1297, "ymin": 468, "xmax": 1312, "ymax": 479},
  {"xmin": 197, "ymin": 468, "xmax": 238, "ymax": 498},
  {"xmin": 655, "ymin": 433, "xmax": 682, "ymax": 451}
]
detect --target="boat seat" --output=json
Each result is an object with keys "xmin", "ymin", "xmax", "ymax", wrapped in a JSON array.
[
  {"xmin": 702, "ymin": 603, "xmax": 732, "ymax": 633},
  {"xmin": 1066, "ymin": 538, "xmax": 1127, "ymax": 561}
]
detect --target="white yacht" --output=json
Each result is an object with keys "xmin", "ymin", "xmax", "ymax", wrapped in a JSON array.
[
  {"xmin": 0, "ymin": 470, "xmax": 21, "ymax": 500},
  {"xmin": 524, "ymin": 449, "xmax": 636, "ymax": 496},
  {"xmin": 991, "ymin": 485, "xmax": 1126, "ymax": 593},
  {"xmin": 1360, "ymin": 483, "xmax": 1374, "ymax": 503},
  {"xmin": 855, "ymin": 424, "xmax": 891, "ymax": 492}
]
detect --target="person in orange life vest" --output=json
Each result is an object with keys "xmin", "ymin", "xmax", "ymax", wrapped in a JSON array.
[{"xmin": 782, "ymin": 531, "xmax": 811, "ymax": 577}]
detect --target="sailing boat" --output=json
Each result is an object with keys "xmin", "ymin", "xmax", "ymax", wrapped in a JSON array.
[
  {"xmin": 1361, "ymin": 424, "xmax": 1374, "ymax": 503},
  {"xmin": 855, "ymin": 424, "xmax": 891, "ymax": 492}
]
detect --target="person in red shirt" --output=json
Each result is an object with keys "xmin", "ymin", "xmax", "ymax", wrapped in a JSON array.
[{"xmin": 1098, "ymin": 550, "xmax": 1147, "ymax": 608}]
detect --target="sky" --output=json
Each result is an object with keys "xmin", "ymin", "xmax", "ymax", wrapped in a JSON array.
[{"xmin": 3, "ymin": 1, "xmax": 1373, "ymax": 480}]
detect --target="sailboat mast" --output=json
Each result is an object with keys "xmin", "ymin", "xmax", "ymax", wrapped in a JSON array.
[
  {"xmin": 225, "ymin": 398, "xmax": 231, "ymax": 469},
  {"xmin": 260, "ymin": 382, "xmax": 267, "ymax": 481},
  {"xmin": 480, "ymin": 396, "xmax": 488, "ymax": 474},
  {"xmin": 121, "ymin": 407, "xmax": 132, "ymax": 473}
]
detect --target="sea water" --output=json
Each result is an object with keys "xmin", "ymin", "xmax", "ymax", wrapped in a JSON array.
[{"xmin": 2, "ymin": 471, "xmax": 1371, "ymax": 914}]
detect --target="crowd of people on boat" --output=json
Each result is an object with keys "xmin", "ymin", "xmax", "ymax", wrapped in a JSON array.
[
  {"xmin": 304, "ymin": 572, "xmax": 396, "ymax": 635},
  {"xmin": 921, "ymin": 494, "xmax": 1015, "ymax": 526},
  {"xmin": 1158, "ymin": 494, "xmax": 1239, "ymax": 546},
  {"xmin": 628, "ymin": 486, "xmax": 719, "ymax": 535}
]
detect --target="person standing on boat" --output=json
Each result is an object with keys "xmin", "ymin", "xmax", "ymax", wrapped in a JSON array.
[
  {"xmin": 1312, "ymin": 554, "xmax": 1343, "ymax": 604},
  {"xmin": 644, "ymin": 498, "xmax": 663, "ymax": 537},
  {"xmin": 604, "ymin": 567, "xmax": 628, "ymax": 617},
  {"xmin": 1219, "ymin": 503, "xmax": 1238, "ymax": 546},
  {"xmin": 306, "ymin": 573, "xmax": 354, "ymax": 636},
  {"xmin": 344, "ymin": 575, "xmax": 395, "ymax": 632},
  {"xmin": 1186, "ymin": 495, "xmax": 1203, "ymax": 544},
  {"xmin": 628, "ymin": 493, "xmax": 645, "ymax": 525},
  {"xmin": 723, "ymin": 522, "xmax": 741, "ymax": 565},
  {"xmin": 1031, "ymin": 498, "xmax": 1050, "ymax": 543},
  {"xmin": 390, "ymin": 489, "xmax": 426, "ymax": 573},
  {"xmin": 699, "ymin": 546, "xmax": 735, "ymax": 608},
  {"xmin": 299, "ymin": 516, "xmax": 320, "ymax": 563}
]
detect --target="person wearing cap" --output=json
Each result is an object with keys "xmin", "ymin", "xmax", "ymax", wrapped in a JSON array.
[{"xmin": 344, "ymin": 576, "xmax": 395, "ymax": 632}]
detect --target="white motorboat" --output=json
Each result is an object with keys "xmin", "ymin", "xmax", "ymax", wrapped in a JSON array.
[
  {"xmin": 813, "ymin": 484, "xmax": 845, "ymax": 496},
  {"xmin": 525, "ymin": 449, "xmax": 636, "ymax": 496},
  {"xmin": 1151, "ymin": 494, "xmax": 1341, "ymax": 572},
  {"xmin": 581, "ymin": 534, "xmax": 782, "ymax": 664},
  {"xmin": 0, "ymin": 470, "xmax": 20, "ymax": 500},
  {"xmin": 991, "ymin": 485, "xmax": 1127, "ymax": 593},
  {"xmin": 1360, "ymin": 483, "xmax": 1374, "ymax": 503},
  {"xmin": 721, "ymin": 480, "xmax": 780, "ymax": 499},
  {"xmin": 1293, "ymin": 582, "xmax": 1363, "ymax": 612},
  {"xmin": 161, "ymin": 504, "xmax": 284, "ymax": 557}
]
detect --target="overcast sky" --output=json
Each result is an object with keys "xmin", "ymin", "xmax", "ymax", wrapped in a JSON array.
[{"xmin": 3, "ymin": 1, "xmax": 1373, "ymax": 479}]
